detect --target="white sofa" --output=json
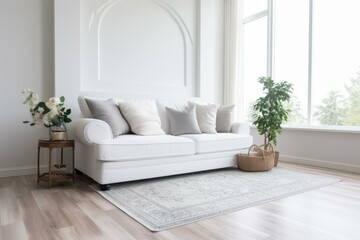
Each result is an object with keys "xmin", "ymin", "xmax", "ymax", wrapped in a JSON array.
[{"xmin": 75, "ymin": 96, "xmax": 253, "ymax": 190}]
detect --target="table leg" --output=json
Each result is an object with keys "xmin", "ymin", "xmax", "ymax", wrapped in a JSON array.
[
  {"xmin": 48, "ymin": 148, "xmax": 52, "ymax": 189},
  {"xmin": 72, "ymin": 146, "xmax": 75, "ymax": 183},
  {"xmin": 37, "ymin": 146, "xmax": 40, "ymax": 183},
  {"xmin": 61, "ymin": 147, "xmax": 64, "ymax": 165}
]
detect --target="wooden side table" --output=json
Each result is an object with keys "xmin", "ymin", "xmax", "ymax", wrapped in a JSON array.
[{"xmin": 37, "ymin": 139, "xmax": 75, "ymax": 188}]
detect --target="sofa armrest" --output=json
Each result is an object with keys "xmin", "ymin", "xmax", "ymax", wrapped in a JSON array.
[
  {"xmin": 75, "ymin": 118, "xmax": 113, "ymax": 146},
  {"xmin": 230, "ymin": 122, "xmax": 251, "ymax": 135}
]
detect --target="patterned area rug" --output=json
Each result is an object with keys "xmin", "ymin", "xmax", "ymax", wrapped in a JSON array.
[{"xmin": 90, "ymin": 168, "xmax": 340, "ymax": 231}]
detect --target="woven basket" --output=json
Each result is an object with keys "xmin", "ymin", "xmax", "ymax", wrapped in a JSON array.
[{"xmin": 237, "ymin": 144, "xmax": 275, "ymax": 172}]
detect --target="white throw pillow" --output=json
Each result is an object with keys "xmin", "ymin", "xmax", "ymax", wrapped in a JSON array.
[
  {"xmin": 118, "ymin": 102, "xmax": 165, "ymax": 136},
  {"xmin": 216, "ymin": 105, "xmax": 235, "ymax": 133},
  {"xmin": 189, "ymin": 102, "xmax": 217, "ymax": 134}
]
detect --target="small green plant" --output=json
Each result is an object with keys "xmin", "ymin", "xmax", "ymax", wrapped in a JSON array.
[{"xmin": 252, "ymin": 76, "xmax": 293, "ymax": 150}]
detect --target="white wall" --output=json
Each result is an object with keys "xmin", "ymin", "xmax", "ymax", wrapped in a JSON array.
[
  {"xmin": 0, "ymin": 0, "xmax": 54, "ymax": 177},
  {"xmin": 251, "ymin": 128, "xmax": 360, "ymax": 173}
]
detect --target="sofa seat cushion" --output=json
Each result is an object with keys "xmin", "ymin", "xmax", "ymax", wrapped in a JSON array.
[
  {"xmin": 180, "ymin": 133, "xmax": 253, "ymax": 154},
  {"xmin": 95, "ymin": 134, "xmax": 195, "ymax": 161}
]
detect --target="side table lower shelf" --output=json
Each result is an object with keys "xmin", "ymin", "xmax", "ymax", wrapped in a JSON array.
[{"xmin": 38, "ymin": 171, "xmax": 74, "ymax": 182}]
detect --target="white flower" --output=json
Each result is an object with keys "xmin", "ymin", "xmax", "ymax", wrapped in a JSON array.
[
  {"xmin": 22, "ymin": 88, "xmax": 31, "ymax": 94},
  {"xmin": 42, "ymin": 113, "xmax": 51, "ymax": 125},
  {"xmin": 46, "ymin": 97, "xmax": 60, "ymax": 109},
  {"xmin": 22, "ymin": 89, "xmax": 39, "ymax": 108},
  {"xmin": 28, "ymin": 94, "xmax": 39, "ymax": 108},
  {"xmin": 41, "ymin": 108, "xmax": 60, "ymax": 126},
  {"xmin": 32, "ymin": 112, "xmax": 42, "ymax": 124},
  {"xmin": 49, "ymin": 108, "xmax": 59, "ymax": 119}
]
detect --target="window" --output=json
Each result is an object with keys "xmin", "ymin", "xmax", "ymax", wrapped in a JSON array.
[
  {"xmin": 241, "ymin": 0, "xmax": 360, "ymax": 128},
  {"xmin": 273, "ymin": 0, "xmax": 309, "ymax": 125},
  {"xmin": 312, "ymin": 0, "xmax": 360, "ymax": 126},
  {"xmin": 243, "ymin": 17, "xmax": 268, "ymax": 122}
]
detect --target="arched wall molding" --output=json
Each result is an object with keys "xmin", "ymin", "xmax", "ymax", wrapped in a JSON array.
[
  {"xmin": 81, "ymin": 0, "xmax": 198, "ymax": 96},
  {"xmin": 55, "ymin": 0, "xmax": 224, "ymax": 107},
  {"xmin": 91, "ymin": 0, "xmax": 193, "ymax": 44}
]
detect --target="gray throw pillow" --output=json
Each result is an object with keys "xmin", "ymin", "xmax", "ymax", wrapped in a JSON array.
[
  {"xmin": 85, "ymin": 98, "xmax": 130, "ymax": 137},
  {"xmin": 166, "ymin": 105, "xmax": 201, "ymax": 136},
  {"xmin": 216, "ymin": 105, "xmax": 235, "ymax": 132}
]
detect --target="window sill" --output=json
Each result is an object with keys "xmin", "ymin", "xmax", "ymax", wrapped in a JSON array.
[{"xmin": 250, "ymin": 125, "xmax": 360, "ymax": 134}]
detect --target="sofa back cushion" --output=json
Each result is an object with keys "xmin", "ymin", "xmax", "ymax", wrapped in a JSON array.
[
  {"xmin": 78, "ymin": 95, "xmax": 97, "ymax": 118},
  {"xmin": 156, "ymin": 100, "xmax": 188, "ymax": 134}
]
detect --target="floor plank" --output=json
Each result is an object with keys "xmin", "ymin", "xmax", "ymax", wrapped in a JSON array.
[
  {"xmin": 16, "ymin": 194, "xmax": 55, "ymax": 240},
  {"xmin": 31, "ymin": 190, "xmax": 71, "ymax": 229},
  {"xmin": 0, "ymin": 163, "xmax": 359, "ymax": 240},
  {"xmin": 0, "ymin": 222, "xmax": 28, "ymax": 240},
  {"xmin": 51, "ymin": 191, "xmax": 103, "ymax": 239}
]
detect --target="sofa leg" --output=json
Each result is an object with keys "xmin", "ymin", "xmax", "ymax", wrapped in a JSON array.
[{"xmin": 100, "ymin": 184, "xmax": 111, "ymax": 191}]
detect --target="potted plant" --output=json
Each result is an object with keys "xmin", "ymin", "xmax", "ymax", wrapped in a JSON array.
[
  {"xmin": 252, "ymin": 76, "xmax": 293, "ymax": 166},
  {"xmin": 22, "ymin": 88, "xmax": 72, "ymax": 140}
]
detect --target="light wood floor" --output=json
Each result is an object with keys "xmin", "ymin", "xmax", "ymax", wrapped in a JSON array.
[{"xmin": 0, "ymin": 163, "xmax": 359, "ymax": 240}]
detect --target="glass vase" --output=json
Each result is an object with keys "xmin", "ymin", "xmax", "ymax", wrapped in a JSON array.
[{"xmin": 49, "ymin": 124, "xmax": 67, "ymax": 141}]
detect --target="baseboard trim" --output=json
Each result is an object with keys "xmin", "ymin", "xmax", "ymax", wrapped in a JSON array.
[
  {"xmin": 281, "ymin": 155, "xmax": 360, "ymax": 174},
  {"xmin": 2, "ymin": 157, "xmax": 360, "ymax": 177},
  {"xmin": 0, "ymin": 166, "xmax": 48, "ymax": 178}
]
